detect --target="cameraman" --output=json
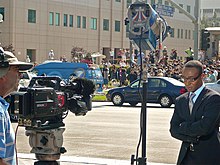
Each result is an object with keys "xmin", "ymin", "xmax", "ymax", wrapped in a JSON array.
[{"xmin": 0, "ymin": 49, "xmax": 33, "ymax": 165}]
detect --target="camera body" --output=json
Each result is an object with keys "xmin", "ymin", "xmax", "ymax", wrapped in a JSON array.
[{"xmin": 8, "ymin": 76, "xmax": 95, "ymax": 130}]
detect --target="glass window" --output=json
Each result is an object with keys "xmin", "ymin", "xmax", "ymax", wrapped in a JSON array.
[
  {"xmin": 69, "ymin": 15, "xmax": 73, "ymax": 27},
  {"xmin": 177, "ymin": 29, "xmax": 180, "ymax": 38},
  {"xmin": 151, "ymin": 0, "xmax": 155, "ymax": 5},
  {"xmin": 115, "ymin": 20, "xmax": 120, "ymax": 32},
  {"xmin": 126, "ymin": 23, "xmax": 129, "ymax": 32},
  {"xmin": 127, "ymin": 0, "xmax": 132, "ymax": 8},
  {"xmin": 82, "ymin": 16, "xmax": 86, "ymax": 29},
  {"xmin": 55, "ymin": 13, "xmax": 60, "ymax": 26},
  {"xmin": 77, "ymin": 16, "xmax": 81, "ymax": 28},
  {"xmin": 179, "ymin": 4, "xmax": 183, "ymax": 13},
  {"xmin": 103, "ymin": 19, "xmax": 109, "ymax": 31},
  {"xmin": 187, "ymin": 5, "xmax": 191, "ymax": 13},
  {"xmin": 181, "ymin": 29, "xmax": 183, "ymax": 39},
  {"xmin": 149, "ymin": 79, "xmax": 166, "ymax": 88},
  {"xmin": 185, "ymin": 30, "xmax": 188, "ymax": 39},
  {"xmin": 165, "ymin": 1, "xmax": 169, "ymax": 6},
  {"xmin": 130, "ymin": 80, "xmax": 143, "ymax": 88},
  {"xmin": 158, "ymin": 0, "xmax": 162, "ymax": 5},
  {"xmin": 26, "ymin": 49, "xmax": 36, "ymax": 62},
  {"xmin": 115, "ymin": 0, "xmax": 121, "ymax": 2},
  {"xmin": 188, "ymin": 30, "xmax": 191, "ymax": 39},
  {"xmin": 90, "ymin": 17, "xmax": 97, "ymax": 30},
  {"xmin": 170, "ymin": 28, "xmax": 174, "ymax": 38},
  {"xmin": 0, "ymin": 7, "xmax": 5, "ymax": 21},
  {"xmin": 63, "ymin": 14, "xmax": 68, "ymax": 27},
  {"xmin": 28, "ymin": 9, "xmax": 36, "ymax": 23},
  {"xmin": 49, "ymin": 12, "xmax": 54, "ymax": 25}
]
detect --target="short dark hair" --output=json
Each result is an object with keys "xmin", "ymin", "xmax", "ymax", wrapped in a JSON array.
[{"xmin": 184, "ymin": 60, "xmax": 203, "ymax": 75}]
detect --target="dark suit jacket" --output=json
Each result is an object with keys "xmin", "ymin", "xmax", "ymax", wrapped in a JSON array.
[{"xmin": 170, "ymin": 87, "xmax": 220, "ymax": 165}]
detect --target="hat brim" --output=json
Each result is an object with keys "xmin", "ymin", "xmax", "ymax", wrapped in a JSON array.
[{"xmin": 9, "ymin": 61, "xmax": 33, "ymax": 71}]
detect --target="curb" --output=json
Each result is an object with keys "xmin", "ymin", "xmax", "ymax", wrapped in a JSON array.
[{"xmin": 17, "ymin": 153, "xmax": 175, "ymax": 165}]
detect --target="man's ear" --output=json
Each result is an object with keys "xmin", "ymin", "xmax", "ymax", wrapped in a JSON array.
[{"xmin": 201, "ymin": 73, "xmax": 205, "ymax": 79}]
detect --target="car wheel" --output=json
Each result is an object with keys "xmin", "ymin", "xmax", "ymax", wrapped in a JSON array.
[
  {"xmin": 129, "ymin": 102, "xmax": 138, "ymax": 107},
  {"xmin": 112, "ymin": 93, "xmax": 124, "ymax": 106},
  {"xmin": 159, "ymin": 94, "xmax": 172, "ymax": 108}
]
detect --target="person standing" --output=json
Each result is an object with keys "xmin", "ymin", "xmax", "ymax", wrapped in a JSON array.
[
  {"xmin": 48, "ymin": 49, "xmax": 54, "ymax": 59},
  {"xmin": 170, "ymin": 60, "xmax": 220, "ymax": 165},
  {"xmin": 0, "ymin": 48, "xmax": 33, "ymax": 165}
]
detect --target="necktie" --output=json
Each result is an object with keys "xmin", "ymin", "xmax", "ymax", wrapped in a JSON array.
[{"xmin": 189, "ymin": 93, "xmax": 196, "ymax": 114}]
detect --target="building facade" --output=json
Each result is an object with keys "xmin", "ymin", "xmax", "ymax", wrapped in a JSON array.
[{"xmin": 0, "ymin": 0, "xmax": 195, "ymax": 63}]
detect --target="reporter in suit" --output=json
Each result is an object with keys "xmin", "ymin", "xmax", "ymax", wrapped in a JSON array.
[{"xmin": 170, "ymin": 60, "xmax": 220, "ymax": 165}]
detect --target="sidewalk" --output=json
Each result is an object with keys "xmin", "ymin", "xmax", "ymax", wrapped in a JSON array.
[{"xmin": 18, "ymin": 153, "xmax": 175, "ymax": 165}]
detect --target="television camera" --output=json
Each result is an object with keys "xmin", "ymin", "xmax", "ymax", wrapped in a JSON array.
[{"xmin": 8, "ymin": 76, "xmax": 95, "ymax": 161}]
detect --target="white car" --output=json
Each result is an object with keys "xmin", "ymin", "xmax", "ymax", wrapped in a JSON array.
[{"xmin": 206, "ymin": 80, "xmax": 220, "ymax": 93}]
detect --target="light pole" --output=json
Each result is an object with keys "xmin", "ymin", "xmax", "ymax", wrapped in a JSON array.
[{"xmin": 167, "ymin": 0, "xmax": 200, "ymax": 60}]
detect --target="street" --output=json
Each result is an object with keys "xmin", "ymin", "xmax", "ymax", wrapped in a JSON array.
[{"xmin": 13, "ymin": 102, "xmax": 180, "ymax": 164}]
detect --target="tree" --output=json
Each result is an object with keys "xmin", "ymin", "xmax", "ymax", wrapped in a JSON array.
[
  {"xmin": 2, "ymin": 44, "xmax": 15, "ymax": 53},
  {"xmin": 71, "ymin": 46, "xmax": 86, "ymax": 62}
]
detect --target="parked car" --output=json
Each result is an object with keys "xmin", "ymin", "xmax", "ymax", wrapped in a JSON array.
[
  {"xmin": 206, "ymin": 80, "xmax": 220, "ymax": 93},
  {"xmin": 106, "ymin": 77, "xmax": 186, "ymax": 108}
]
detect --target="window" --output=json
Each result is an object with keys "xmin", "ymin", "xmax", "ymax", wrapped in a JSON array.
[
  {"xmin": 203, "ymin": 9, "xmax": 213, "ymax": 14},
  {"xmin": 28, "ymin": 9, "xmax": 36, "ymax": 23},
  {"xmin": 27, "ymin": 49, "xmax": 36, "ymax": 62},
  {"xmin": 55, "ymin": 13, "xmax": 60, "ymax": 26},
  {"xmin": 115, "ymin": 20, "xmax": 120, "ymax": 32},
  {"xmin": 179, "ymin": 4, "xmax": 183, "ymax": 13},
  {"xmin": 127, "ymin": 0, "xmax": 132, "ymax": 8},
  {"xmin": 49, "ymin": 12, "xmax": 54, "ymax": 25},
  {"xmin": 177, "ymin": 29, "xmax": 180, "ymax": 38},
  {"xmin": 77, "ymin": 16, "xmax": 81, "ymax": 28},
  {"xmin": 0, "ymin": 7, "xmax": 5, "ymax": 21},
  {"xmin": 187, "ymin": 5, "xmax": 191, "ymax": 13},
  {"xmin": 188, "ymin": 30, "xmax": 191, "ymax": 39},
  {"xmin": 115, "ymin": 0, "xmax": 121, "ymax": 2},
  {"xmin": 63, "ymin": 14, "xmax": 68, "ymax": 27},
  {"xmin": 82, "ymin": 16, "xmax": 86, "ymax": 29},
  {"xmin": 181, "ymin": 29, "xmax": 183, "ymax": 39},
  {"xmin": 185, "ymin": 30, "xmax": 188, "ymax": 39},
  {"xmin": 158, "ymin": 0, "xmax": 162, "ymax": 5},
  {"xmin": 170, "ymin": 28, "xmax": 174, "ymax": 38},
  {"xmin": 164, "ymin": 1, "xmax": 169, "ymax": 6},
  {"xmin": 126, "ymin": 24, "xmax": 129, "ymax": 32},
  {"xmin": 103, "ymin": 19, "xmax": 109, "ymax": 31},
  {"xmin": 90, "ymin": 18, "xmax": 97, "ymax": 30},
  {"xmin": 148, "ymin": 79, "xmax": 166, "ymax": 88},
  {"xmin": 151, "ymin": 0, "xmax": 155, "ymax": 5},
  {"xmin": 69, "ymin": 15, "xmax": 73, "ymax": 27}
]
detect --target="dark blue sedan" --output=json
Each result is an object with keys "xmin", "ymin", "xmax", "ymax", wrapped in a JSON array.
[{"xmin": 106, "ymin": 77, "xmax": 186, "ymax": 107}]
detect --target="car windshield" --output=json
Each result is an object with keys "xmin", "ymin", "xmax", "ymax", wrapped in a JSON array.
[{"xmin": 130, "ymin": 80, "xmax": 144, "ymax": 88}]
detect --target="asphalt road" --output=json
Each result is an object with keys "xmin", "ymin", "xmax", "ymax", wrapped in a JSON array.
[{"xmin": 13, "ymin": 102, "xmax": 180, "ymax": 164}]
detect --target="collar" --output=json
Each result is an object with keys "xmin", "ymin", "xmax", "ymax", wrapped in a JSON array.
[{"xmin": 190, "ymin": 83, "xmax": 205, "ymax": 102}]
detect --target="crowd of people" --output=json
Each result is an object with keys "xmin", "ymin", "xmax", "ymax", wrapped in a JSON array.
[{"xmin": 100, "ymin": 48, "xmax": 220, "ymax": 89}]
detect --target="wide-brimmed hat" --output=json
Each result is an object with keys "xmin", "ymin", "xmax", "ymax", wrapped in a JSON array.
[
  {"xmin": 0, "ymin": 50, "xmax": 33, "ymax": 77},
  {"xmin": 4, "ymin": 51, "xmax": 33, "ymax": 70}
]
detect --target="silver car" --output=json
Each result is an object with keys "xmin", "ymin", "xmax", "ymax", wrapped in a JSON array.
[{"xmin": 206, "ymin": 80, "xmax": 220, "ymax": 93}]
